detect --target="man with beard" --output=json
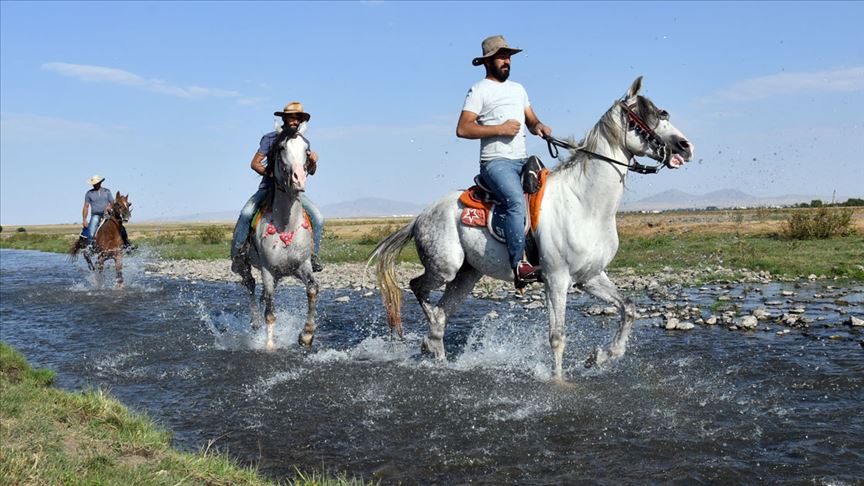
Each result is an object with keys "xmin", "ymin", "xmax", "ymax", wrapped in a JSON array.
[
  {"xmin": 230, "ymin": 102, "xmax": 324, "ymax": 274},
  {"xmin": 457, "ymin": 35, "xmax": 553, "ymax": 289}
]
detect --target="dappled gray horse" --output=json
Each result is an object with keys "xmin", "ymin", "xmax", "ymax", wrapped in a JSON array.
[
  {"xmin": 372, "ymin": 77, "xmax": 694, "ymax": 379},
  {"xmin": 236, "ymin": 123, "xmax": 318, "ymax": 348}
]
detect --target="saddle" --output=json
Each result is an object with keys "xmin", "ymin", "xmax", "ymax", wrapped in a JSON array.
[{"xmin": 458, "ymin": 156, "xmax": 549, "ymax": 265}]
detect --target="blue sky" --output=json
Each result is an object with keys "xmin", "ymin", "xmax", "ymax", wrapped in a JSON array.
[{"xmin": 1, "ymin": 1, "xmax": 862, "ymax": 225}]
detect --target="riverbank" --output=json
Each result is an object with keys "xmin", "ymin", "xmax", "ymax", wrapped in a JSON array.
[
  {"xmin": 0, "ymin": 343, "xmax": 369, "ymax": 485},
  {"xmin": 3, "ymin": 209, "xmax": 863, "ymax": 281}
]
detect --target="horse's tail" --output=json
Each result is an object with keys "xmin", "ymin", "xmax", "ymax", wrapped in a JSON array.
[
  {"xmin": 67, "ymin": 236, "xmax": 87, "ymax": 262},
  {"xmin": 367, "ymin": 219, "xmax": 416, "ymax": 337}
]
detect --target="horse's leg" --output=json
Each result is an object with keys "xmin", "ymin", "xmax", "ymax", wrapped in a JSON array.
[
  {"xmin": 114, "ymin": 253, "xmax": 124, "ymax": 290},
  {"xmin": 297, "ymin": 269, "xmax": 319, "ymax": 347},
  {"xmin": 409, "ymin": 271, "xmax": 447, "ymax": 359},
  {"xmin": 83, "ymin": 250, "xmax": 95, "ymax": 271},
  {"xmin": 411, "ymin": 265, "xmax": 481, "ymax": 360},
  {"xmin": 260, "ymin": 269, "xmax": 277, "ymax": 349},
  {"xmin": 544, "ymin": 271, "xmax": 572, "ymax": 380},
  {"xmin": 240, "ymin": 264, "xmax": 260, "ymax": 330},
  {"xmin": 581, "ymin": 271, "xmax": 636, "ymax": 368}
]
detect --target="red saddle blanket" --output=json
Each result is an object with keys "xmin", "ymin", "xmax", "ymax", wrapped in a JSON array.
[{"xmin": 458, "ymin": 168, "xmax": 549, "ymax": 232}]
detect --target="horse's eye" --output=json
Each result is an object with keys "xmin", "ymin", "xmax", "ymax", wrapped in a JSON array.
[{"xmin": 658, "ymin": 109, "xmax": 669, "ymax": 120}]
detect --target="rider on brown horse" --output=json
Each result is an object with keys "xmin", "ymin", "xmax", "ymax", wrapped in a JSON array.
[{"xmin": 81, "ymin": 174, "xmax": 133, "ymax": 251}]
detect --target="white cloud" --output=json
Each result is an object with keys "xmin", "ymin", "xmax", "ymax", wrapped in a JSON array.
[
  {"xmin": 708, "ymin": 66, "xmax": 864, "ymax": 102},
  {"xmin": 42, "ymin": 62, "xmax": 241, "ymax": 99},
  {"xmin": 0, "ymin": 112, "xmax": 128, "ymax": 140}
]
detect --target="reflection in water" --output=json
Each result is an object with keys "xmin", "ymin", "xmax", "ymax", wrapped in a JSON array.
[{"xmin": 1, "ymin": 249, "xmax": 862, "ymax": 484}]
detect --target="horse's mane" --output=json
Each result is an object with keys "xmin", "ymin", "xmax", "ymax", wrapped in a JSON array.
[
  {"xmin": 262, "ymin": 126, "xmax": 298, "ymax": 211},
  {"xmin": 264, "ymin": 126, "xmax": 298, "ymax": 179},
  {"xmin": 553, "ymin": 100, "xmax": 623, "ymax": 172}
]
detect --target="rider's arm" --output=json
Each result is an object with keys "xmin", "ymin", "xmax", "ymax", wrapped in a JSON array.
[
  {"xmin": 456, "ymin": 110, "xmax": 520, "ymax": 139},
  {"xmin": 250, "ymin": 152, "xmax": 267, "ymax": 176},
  {"xmin": 82, "ymin": 201, "xmax": 89, "ymax": 227},
  {"xmin": 525, "ymin": 106, "xmax": 552, "ymax": 138},
  {"xmin": 306, "ymin": 150, "xmax": 318, "ymax": 175}
]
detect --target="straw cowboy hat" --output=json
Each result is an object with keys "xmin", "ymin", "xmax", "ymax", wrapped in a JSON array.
[
  {"xmin": 472, "ymin": 35, "xmax": 522, "ymax": 66},
  {"xmin": 87, "ymin": 175, "xmax": 105, "ymax": 186},
  {"xmin": 274, "ymin": 101, "xmax": 311, "ymax": 122}
]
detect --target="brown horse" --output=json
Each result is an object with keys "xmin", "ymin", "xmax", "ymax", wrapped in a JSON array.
[{"xmin": 69, "ymin": 192, "xmax": 132, "ymax": 289}]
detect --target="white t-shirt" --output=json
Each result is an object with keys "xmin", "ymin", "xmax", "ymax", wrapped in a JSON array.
[{"xmin": 462, "ymin": 78, "xmax": 530, "ymax": 162}]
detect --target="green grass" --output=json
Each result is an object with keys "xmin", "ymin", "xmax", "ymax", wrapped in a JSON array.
[
  {"xmin": 0, "ymin": 233, "xmax": 77, "ymax": 254},
  {"xmin": 609, "ymin": 233, "xmax": 864, "ymax": 280},
  {"xmin": 0, "ymin": 342, "xmax": 373, "ymax": 485}
]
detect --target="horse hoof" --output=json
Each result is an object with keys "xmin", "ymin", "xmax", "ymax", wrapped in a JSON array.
[
  {"xmin": 298, "ymin": 333, "xmax": 314, "ymax": 347},
  {"xmin": 420, "ymin": 337, "xmax": 445, "ymax": 360},
  {"xmin": 585, "ymin": 347, "xmax": 608, "ymax": 368}
]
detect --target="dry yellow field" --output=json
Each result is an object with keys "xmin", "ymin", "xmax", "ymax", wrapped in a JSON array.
[{"xmin": 4, "ymin": 208, "xmax": 861, "ymax": 239}]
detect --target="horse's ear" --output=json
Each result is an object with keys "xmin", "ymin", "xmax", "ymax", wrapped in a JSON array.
[
  {"xmin": 115, "ymin": 190, "xmax": 121, "ymax": 198},
  {"xmin": 627, "ymin": 76, "xmax": 644, "ymax": 99}
]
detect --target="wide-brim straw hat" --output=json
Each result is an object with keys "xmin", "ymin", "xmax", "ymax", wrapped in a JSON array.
[
  {"xmin": 274, "ymin": 101, "xmax": 311, "ymax": 122},
  {"xmin": 472, "ymin": 35, "xmax": 522, "ymax": 66},
  {"xmin": 88, "ymin": 175, "xmax": 105, "ymax": 186}
]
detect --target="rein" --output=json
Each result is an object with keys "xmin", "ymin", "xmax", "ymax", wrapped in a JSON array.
[
  {"xmin": 544, "ymin": 99, "xmax": 674, "ymax": 175},
  {"xmin": 544, "ymin": 135, "xmax": 662, "ymax": 175}
]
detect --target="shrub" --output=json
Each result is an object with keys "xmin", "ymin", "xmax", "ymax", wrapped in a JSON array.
[
  {"xmin": 783, "ymin": 207, "xmax": 854, "ymax": 239},
  {"xmin": 199, "ymin": 225, "xmax": 226, "ymax": 244},
  {"xmin": 359, "ymin": 224, "xmax": 398, "ymax": 245},
  {"xmin": 16, "ymin": 227, "xmax": 26, "ymax": 233}
]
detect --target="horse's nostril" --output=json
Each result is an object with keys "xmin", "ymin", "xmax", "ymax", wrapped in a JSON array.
[{"xmin": 678, "ymin": 140, "xmax": 691, "ymax": 150}]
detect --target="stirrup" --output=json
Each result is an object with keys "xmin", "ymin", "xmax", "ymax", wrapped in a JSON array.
[{"xmin": 514, "ymin": 261, "xmax": 541, "ymax": 290}]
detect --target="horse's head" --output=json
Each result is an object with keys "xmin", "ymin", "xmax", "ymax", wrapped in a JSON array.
[
  {"xmin": 273, "ymin": 125, "xmax": 308, "ymax": 194},
  {"xmin": 618, "ymin": 76, "xmax": 694, "ymax": 168},
  {"xmin": 111, "ymin": 192, "xmax": 132, "ymax": 222}
]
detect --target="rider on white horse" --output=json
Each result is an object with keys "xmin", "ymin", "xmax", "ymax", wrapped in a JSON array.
[
  {"xmin": 456, "ymin": 35, "xmax": 553, "ymax": 289},
  {"xmin": 230, "ymin": 102, "xmax": 324, "ymax": 273}
]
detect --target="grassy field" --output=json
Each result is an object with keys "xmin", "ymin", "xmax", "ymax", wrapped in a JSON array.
[
  {"xmin": 2, "ymin": 208, "xmax": 862, "ymax": 280},
  {"xmin": 0, "ymin": 342, "xmax": 371, "ymax": 485}
]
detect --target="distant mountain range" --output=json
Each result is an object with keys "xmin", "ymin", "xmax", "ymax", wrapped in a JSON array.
[
  {"xmin": 619, "ymin": 189, "xmax": 832, "ymax": 211},
  {"xmin": 142, "ymin": 191, "xmax": 846, "ymax": 222}
]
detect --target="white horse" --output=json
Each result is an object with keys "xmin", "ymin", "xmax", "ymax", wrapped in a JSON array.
[
  {"xmin": 237, "ymin": 123, "xmax": 319, "ymax": 348},
  {"xmin": 371, "ymin": 77, "xmax": 694, "ymax": 379}
]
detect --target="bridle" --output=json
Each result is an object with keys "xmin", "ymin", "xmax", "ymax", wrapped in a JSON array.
[{"xmin": 544, "ymin": 98, "xmax": 672, "ymax": 175}]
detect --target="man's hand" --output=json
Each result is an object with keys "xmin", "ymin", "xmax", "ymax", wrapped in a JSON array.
[
  {"xmin": 306, "ymin": 150, "xmax": 318, "ymax": 175},
  {"xmin": 82, "ymin": 221, "xmax": 88, "ymax": 228},
  {"xmin": 534, "ymin": 122, "xmax": 553, "ymax": 138},
  {"xmin": 498, "ymin": 119, "xmax": 521, "ymax": 137}
]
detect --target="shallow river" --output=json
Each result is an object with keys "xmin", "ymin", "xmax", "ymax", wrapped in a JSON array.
[{"xmin": 1, "ymin": 249, "xmax": 862, "ymax": 484}]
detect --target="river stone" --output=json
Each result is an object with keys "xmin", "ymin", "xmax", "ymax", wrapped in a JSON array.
[
  {"xmin": 765, "ymin": 300, "xmax": 783, "ymax": 306},
  {"xmin": 335, "ymin": 296, "xmax": 351, "ymax": 303},
  {"xmin": 603, "ymin": 306, "xmax": 618, "ymax": 315},
  {"xmin": 665, "ymin": 318, "xmax": 680, "ymax": 330},
  {"xmin": 676, "ymin": 321, "xmax": 695, "ymax": 331},
  {"xmin": 789, "ymin": 307, "xmax": 806, "ymax": 314},
  {"xmin": 525, "ymin": 301, "xmax": 544, "ymax": 310},
  {"xmin": 752, "ymin": 308, "xmax": 771, "ymax": 320},
  {"xmin": 781, "ymin": 291, "xmax": 795, "ymax": 297},
  {"xmin": 735, "ymin": 316, "xmax": 758, "ymax": 330},
  {"xmin": 705, "ymin": 316, "xmax": 718, "ymax": 325},
  {"xmin": 847, "ymin": 315, "xmax": 864, "ymax": 327}
]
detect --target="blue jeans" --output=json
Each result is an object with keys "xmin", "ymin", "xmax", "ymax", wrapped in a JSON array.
[
  {"xmin": 87, "ymin": 213, "xmax": 104, "ymax": 240},
  {"xmin": 480, "ymin": 157, "xmax": 527, "ymax": 268},
  {"xmin": 300, "ymin": 193, "xmax": 324, "ymax": 254},
  {"xmin": 231, "ymin": 186, "xmax": 325, "ymax": 256}
]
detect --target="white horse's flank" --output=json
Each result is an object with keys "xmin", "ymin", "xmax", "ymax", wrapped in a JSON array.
[
  {"xmin": 371, "ymin": 77, "xmax": 694, "ymax": 379},
  {"xmin": 237, "ymin": 123, "xmax": 319, "ymax": 348}
]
